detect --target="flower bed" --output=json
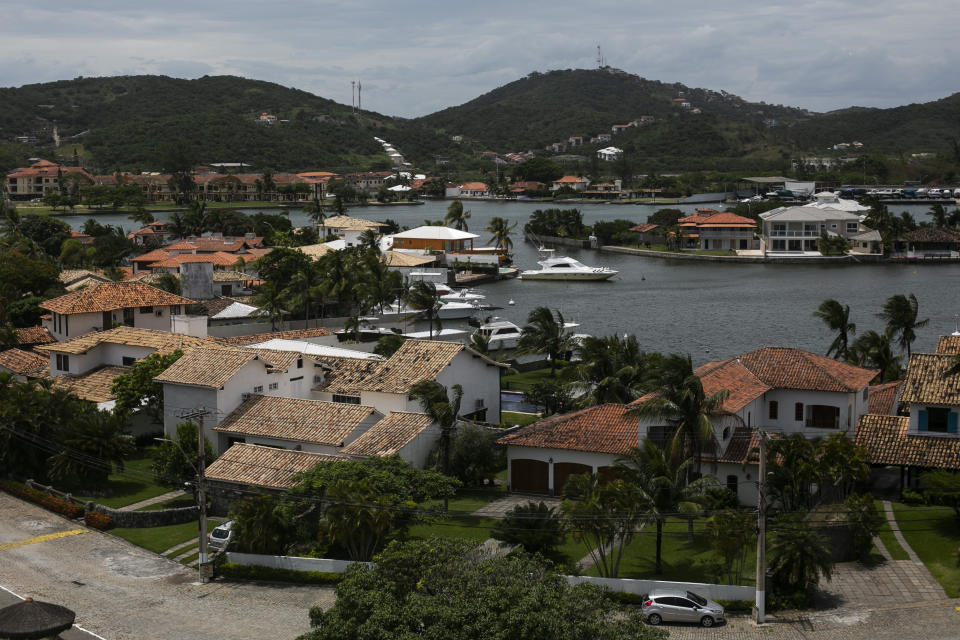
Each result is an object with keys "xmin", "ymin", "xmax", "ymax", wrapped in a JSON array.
[
  {"xmin": 0, "ymin": 479, "xmax": 84, "ymax": 519},
  {"xmin": 84, "ymin": 511, "xmax": 115, "ymax": 530}
]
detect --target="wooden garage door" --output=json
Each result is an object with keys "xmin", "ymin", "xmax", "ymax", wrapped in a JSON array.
[
  {"xmin": 597, "ymin": 466, "xmax": 619, "ymax": 485},
  {"xmin": 511, "ymin": 459, "xmax": 549, "ymax": 494},
  {"xmin": 553, "ymin": 462, "xmax": 592, "ymax": 495}
]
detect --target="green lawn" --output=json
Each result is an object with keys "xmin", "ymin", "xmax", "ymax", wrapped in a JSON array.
[
  {"xmin": 408, "ymin": 515, "xmax": 495, "ymax": 543},
  {"xmin": 166, "ymin": 540, "xmax": 198, "ymax": 559},
  {"xmin": 501, "ymin": 411, "xmax": 540, "ymax": 427},
  {"xmin": 892, "ymin": 502, "xmax": 960, "ymax": 597},
  {"xmin": 501, "ymin": 367, "xmax": 561, "ymax": 392},
  {"xmin": 112, "ymin": 518, "xmax": 219, "ymax": 554},
  {"xmin": 587, "ymin": 518, "xmax": 756, "ymax": 584},
  {"xmin": 75, "ymin": 448, "xmax": 170, "ymax": 509},
  {"xmin": 420, "ymin": 487, "xmax": 505, "ymax": 514}
]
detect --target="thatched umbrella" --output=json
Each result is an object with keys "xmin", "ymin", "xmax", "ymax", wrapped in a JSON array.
[{"xmin": 0, "ymin": 597, "xmax": 76, "ymax": 639}]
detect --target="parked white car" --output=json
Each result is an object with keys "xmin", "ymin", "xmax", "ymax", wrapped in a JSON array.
[{"xmin": 208, "ymin": 521, "xmax": 235, "ymax": 551}]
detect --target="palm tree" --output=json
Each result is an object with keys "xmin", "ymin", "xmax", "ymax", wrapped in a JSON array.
[
  {"xmin": 443, "ymin": 200, "xmax": 471, "ymax": 231},
  {"xmin": 516, "ymin": 306, "xmax": 574, "ymax": 377},
  {"xmin": 813, "ymin": 299, "xmax": 856, "ymax": 360},
  {"xmin": 167, "ymin": 211, "xmax": 188, "ymax": 240},
  {"xmin": 565, "ymin": 334, "xmax": 649, "ymax": 405},
  {"xmin": 629, "ymin": 357, "xmax": 729, "ymax": 477},
  {"xmin": 615, "ymin": 440, "xmax": 714, "ymax": 573},
  {"xmin": 847, "ymin": 329, "xmax": 902, "ymax": 382},
  {"xmin": 289, "ymin": 262, "xmax": 320, "ymax": 325},
  {"xmin": 405, "ymin": 280, "xmax": 442, "ymax": 338},
  {"xmin": 469, "ymin": 332, "xmax": 490, "ymax": 356},
  {"xmin": 768, "ymin": 513, "xmax": 834, "ymax": 593},
  {"xmin": 484, "ymin": 216, "xmax": 517, "ymax": 251},
  {"xmin": 877, "ymin": 293, "xmax": 929, "ymax": 359},
  {"xmin": 304, "ymin": 197, "xmax": 326, "ymax": 226},
  {"xmin": 410, "ymin": 380, "xmax": 462, "ymax": 508},
  {"xmin": 317, "ymin": 250, "xmax": 355, "ymax": 316},
  {"xmin": 253, "ymin": 281, "xmax": 285, "ymax": 330},
  {"xmin": 183, "ymin": 201, "xmax": 207, "ymax": 236},
  {"xmin": 357, "ymin": 253, "xmax": 402, "ymax": 314},
  {"xmin": 358, "ymin": 228, "xmax": 380, "ymax": 252}
]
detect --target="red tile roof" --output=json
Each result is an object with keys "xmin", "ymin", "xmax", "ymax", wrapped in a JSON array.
[
  {"xmin": 12, "ymin": 326, "xmax": 54, "ymax": 346},
  {"xmin": 205, "ymin": 443, "xmax": 344, "ymax": 489},
  {"xmin": 855, "ymin": 414, "xmax": 960, "ymax": 470},
  {"xmin": 130, "ymin": 249, "xmax": 171, "ymax": 264},
  {"xmin": 629, "ymin": 223, "xmax": 659, "ymax": 233},
  {"xmin": 148, "ymin": 251, "xmax": 240, "ymax": 268},
  {"xmin": 214, "ymin": 395, "xmax": 379, "ymax": 446},
  {"xmin": 39, "ymin": 282, "xmax": 195, "ymax": 315},
  {"xmin": 497, "ymin": 404, "xmax": 638, "ymax": 454},
  {"xmin": 0, "ymin": 348, "xmax": 48, "ymax": 375},
  {"xmin": 212, "ymin": 327, "xmax": 332, "ymax": 346},
  {"xmin": 340, "ymin": 411, "xmax": 434, "ymax": 457},
  {"xmin": 936, "ymin": 335, "xmax": 960, "ymax": 355},
  {"xmin": 716, "ymin": 426, "xmax": 761, "ymax": 464},
  {"xmin": 694, "ymin": 358, "xmax": 773, "ymax": 413},
  {"xmin": 722, "ymin": 347, "xmax": 877, "ymax": 394},
  {"xmin": 899, "ymin": 353, "xmax": 960, "ymax": 405},
  {"xmin": 868, "ymin": 381, "xmax": 902, "ymax": 416}
]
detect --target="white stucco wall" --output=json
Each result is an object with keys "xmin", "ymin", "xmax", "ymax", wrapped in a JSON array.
[
  {"xmin": 45, "ymin": 306, "xmax": 180, "ymax": 341},
  {"xmin": 436, "ymin": 350, "xmax": 501, "ymax": 424}
]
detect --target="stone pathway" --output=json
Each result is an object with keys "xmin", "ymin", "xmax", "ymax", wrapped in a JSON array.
[
  {"xmin": 872, "ymin": 534, "xmax": 893, "ymax": 561},
  {"xmin": 119, "ymin": 489, "xmax": 186, "ymax": 511},
  {"xmin": 471, "ymin": 494, "xmax": 562, "ymax": 518},
  {"xmin": 882, "ymin": 500, "xmax": 923, "ymax": 563}
]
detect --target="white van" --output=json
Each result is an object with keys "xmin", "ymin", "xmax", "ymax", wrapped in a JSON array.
[{"xmin": 208, "ymin": 521, "xmax": 234, "ymax": 551}]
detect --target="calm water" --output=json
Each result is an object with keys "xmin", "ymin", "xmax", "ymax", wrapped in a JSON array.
[{"xmin": 58, "ymin": 200, "xmax": 960, "ymax": 364}]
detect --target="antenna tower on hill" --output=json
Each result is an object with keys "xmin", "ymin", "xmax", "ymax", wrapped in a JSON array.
[{"xmin": 596, "ymin": 45, "xmax": 606, "ymax": 68}]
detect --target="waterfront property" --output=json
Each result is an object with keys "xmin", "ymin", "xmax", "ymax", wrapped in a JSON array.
[
  {"xmin": 760, "ymin": 205, "xmax": 867, "ymax": 255},
  {"xmin": 676, "ymin": 210, "xmax": 758, "ymax": 251}
]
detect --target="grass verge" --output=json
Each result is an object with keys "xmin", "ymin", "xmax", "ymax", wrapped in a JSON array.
[
  {"xmin": 501, "ymin": 411, "xmax": 540, "ymax": 427},
  {"xmin": 892, "ymin": 502, "xmax": 960, "ymax": 597},
  {"xmin": 112, "ymin": 518, "xmax": 219, "ymax": 554},
  {"xmin": 75, "ymin": 448, "xmax": 170, "ymax": 509},
  {"xmin": 501, "ymin": 367, "xmax": 561, "ymax": 392}
]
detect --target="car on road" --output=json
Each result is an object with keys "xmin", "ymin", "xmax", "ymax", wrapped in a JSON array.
[
  {"xmin": 641, "ymin": 589, "xmax": 725, "ymax": 627},
  {"xmin": 208, "ymin": 521, "xmax": 235, "ymax": 551}
]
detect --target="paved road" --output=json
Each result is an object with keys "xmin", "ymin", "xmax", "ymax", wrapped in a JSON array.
[{"xmin": 0, "ymin": 492, "xmax": 334, "ymax": 640}]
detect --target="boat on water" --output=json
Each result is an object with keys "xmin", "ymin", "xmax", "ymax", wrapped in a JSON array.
[
  {"xmin": 519, "ymin": 249, "xmax": 618, "ymax": 281},
  {"xmin": 473, "ymin": 316, "xmax": 581, "ymax": 350},
  {"xmin": 379, "ymin": 300, "xmax": 479, "ymax": 320}
]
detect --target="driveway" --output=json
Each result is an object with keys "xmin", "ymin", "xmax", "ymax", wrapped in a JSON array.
[{"xmin": 0, "ymin": 492, "xmax": 334, "ymax": 640}]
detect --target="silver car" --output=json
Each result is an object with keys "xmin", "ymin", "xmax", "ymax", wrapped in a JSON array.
[{"xmin": 641, "ymin": 589, "xmax": 725, "ymax": 627}]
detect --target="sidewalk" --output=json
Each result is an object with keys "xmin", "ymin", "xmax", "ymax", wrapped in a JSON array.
[{"xmin": 118, "ymin": 490, "xmax": 185, "ymax": 512}]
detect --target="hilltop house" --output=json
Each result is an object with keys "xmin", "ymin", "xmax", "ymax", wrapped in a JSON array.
[{"xmin": 40, "ymin": 282, "xmax": 195, "ymax": 341}]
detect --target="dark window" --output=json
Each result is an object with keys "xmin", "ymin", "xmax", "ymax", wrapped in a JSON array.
[
  {"xmin": 726, "ymin": 475, "xmax": 738, "ymax": 493},
  {"xmin": 333, "ymin": 394, "xmax": 361, "ymax": 404},
  {"xmin": 122, "ymin": 356, "xmax": 136, "ymax": 366},
  {"xmin": 227, "ymin": 437, "xmax": 246, "ymax": 447},
  {"xmin": 722, "ymin": 427, "xmax": 730, "ymax": 440},
  {"xmin": 122, "ymin": 307, "xmax": 135, "ymax": 327},
  {"xmin": 795, "ymin": 402, "xmax": 804, "ymax": 421},
  {"xmin": 769, "ymin": 400, "xmax": 778, "ymax": 420},
  {"xmin": 926, "ymin": 407, "xmax": 950, "ymax": 432},
  {"xmin": 807, "ymin": 405, "xmax": 840, "ymax": 429},
  {"xmin": 139, "ymin": 306, "xmax": 153, "ymax": 314},
  {"xmin": 289, "ymin": 376, "xmax": 303, "ymax": 382},
  {"xmin": 297, "ymin": 358, "xmax": 303, "ymax": 369},
  {"xmin": 55, "ymin": 354, "xmax": 69, "ymax": 371}
]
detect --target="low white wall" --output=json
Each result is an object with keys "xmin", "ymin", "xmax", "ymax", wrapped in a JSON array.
[
  {"xmin": 564, "ymin": 575, "xmax": 754, "ymax": 601},
  {"xmin": 226, "ymin": 552, "xmax": 370, "ymax": 573}
]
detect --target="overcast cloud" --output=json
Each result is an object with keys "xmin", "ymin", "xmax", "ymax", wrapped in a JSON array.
[{"xmin": 1, "ymin": 1, "xmax": 957, "ymax": 118}]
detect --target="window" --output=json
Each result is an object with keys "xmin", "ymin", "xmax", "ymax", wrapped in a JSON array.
[
  {"xmin": 333, "ymin": 394, "xmax": 361, "ymax": 404},
  {"xmin": 921, "ymin": 407, "xmax": 953, "ymax": 433},
  {"xmin": 313, "ymin": 375, "xmax": 323, "ymax": 384},
  {"xmin": 268, "ymin": 382, "xmax": 278, "ymax": 390},
  {"xmin": 722, "ymin": 427, "xmax": 730, "ymax": 441},
  {"xmin": 863, "ymin": 387, "xmax": 868, "ymax": 402},
  {"xmin": 122, "ymin": 356, "xmax": 136, "ymax": 366},
  {"xmin": 807, "ymin": 405, "xmax": 840, "ymax": 429},
  {"xmin": 768, "ymin": 400, "xmax": 778, "ymax": 420},
  {"xmin": 55, "ymin": 354, "xmax": 69, "ymax": 371},
  {"xmin": 846, "ymin": 222, "xmax": 859, "ymax": 234},
  {"xmin": 253, "ymin": 385, "xmax": 263, "ymax": 393},
  {"xmin": 122, "ymin": 307, "xmax": 135, "ymax": 327},
  {"xmin": 795, "ymin": 402, "xmax": 804, "ymax": 421},
  {"xmin": 296, "ymin": 358, "xmax": 303, "ymax": 369},
  {"xmin": 139, "ymin": 306, "xmax": 153, "ymax": 314},
  {"xmin": 726, "ymin": 474, "xmax": 738, "ymax": 493}
]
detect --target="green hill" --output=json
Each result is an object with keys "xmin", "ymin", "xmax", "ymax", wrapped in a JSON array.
[{"xmin": 0, "ymin": 75, "xmax": 456, "ymax": 171}]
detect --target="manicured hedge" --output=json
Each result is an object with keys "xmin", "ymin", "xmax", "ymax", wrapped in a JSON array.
[
  {"xmin": 218, "ymin": 563, "xmax": 343, "ymax": 585},
  {"xmin": 84, "ymin": 511, "xmax": 115, "ymax": 530},
  {"xmin": 0, "ymin": 479, "xmax": 84, "ymax": 519}
]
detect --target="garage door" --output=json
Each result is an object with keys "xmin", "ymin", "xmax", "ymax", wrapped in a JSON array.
[
  {"xmin": 511, "ymin": 459, "xmax": 549, "ymax": 494},
  {"xmin": 553, "ymin": 462, "xmax": 592, "ymax": 495},
  {"xmin": 597, "ymin": 466, "xmax": 619, "ymax": 485}
]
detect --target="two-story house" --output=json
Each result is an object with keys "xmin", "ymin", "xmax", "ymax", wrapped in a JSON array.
[
  {"xmin": 760, "ymin": 206, "xmax": 865, "ymax": 254},
  {"xmin": 40, "ymin": 282, "xmax": 196, "ymax": 341}
]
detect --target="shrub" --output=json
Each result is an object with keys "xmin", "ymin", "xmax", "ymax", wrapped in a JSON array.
[
  {"xmin": 714, "ymin": 599, "xmax": 754, "ymax": 612},
  {"xmin": 218, "ymin": 563, "xmax": 342, "ymax": 585},
  {"xmin": 901, "ymin": 489, "xmax": 925, "ymax": 505},
  {"xmin": 84, "ymin": 511, "xmax": 115, "ymax": 530},
  {"xmin": 0, "ymin": 480, "xmax": 84, "ymax": 519}
]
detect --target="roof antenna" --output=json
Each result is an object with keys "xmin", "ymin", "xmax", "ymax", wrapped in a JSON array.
[{"xmin": 953, "ymin": 314, "xmax": 960, "ymax": 337}]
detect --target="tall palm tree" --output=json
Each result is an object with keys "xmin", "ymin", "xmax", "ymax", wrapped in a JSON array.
[
  {"xmin": 813, "ymin": 299, "xmax": 856, "ymax": 360},
  {"xmin": 405, "ymin": 280, "xmax": 442, "ymax": 338},
  {"xmin": 167, "ymin": 211, "xmax": 188, "ymax": 240},
  {"xmin": 629, "ymin": 357, "xmax": 729, "ymax": 477},
  {"xmin": 484, "ymin": 216, "xmax": 517, "ymax": 251},
  {"xmin": 565, "ymin": 334, "xmax": 649, "ymax": 405},
  {"xmin": 253, "ymin": 281, "xmax": 286, "ymax": 330},
  {"xmin": 304, "ymin": 197, "xmax": 326, "ymax": 226},
  {"xmin": 768, "ymin": 513, "xmax": 834, "ymax": 593},
  {"xmin": 357, "ymin": 252, "xmax": 402, "ymax": 314},
  {"xmin": 443, "ymin": 200, "xmax": 470, "ymax": 231},
  {"xmin": 289, "ymin": 262, "xmax": 320, "ymax": 325},
  {"xmin": 847, "ymin": 329, "xmax": 902, "ymax": 382},
  {"xmin": 410, "ymin": 380, "xmax": 462, "ymax": 508},
  {"xmin": 358, "ymin": 228, "xmax": 380, "ymax": 252},
  {"xmin": 877, "ymin": 293, "xmax": 929, "ymax": 359},
  {"xmin": 516, "ymin": 306, "xmax": 574, "ymax": 377},
  {"xmin": 614, "ymin": 440, "xmax": 713, "ymax": 574},
  {"xmin": 318, "ymin": 250, "xmax": 355, "ymax": 316}
]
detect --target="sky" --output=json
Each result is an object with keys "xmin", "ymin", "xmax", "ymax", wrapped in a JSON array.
[{"xmin": 2, "ymin": 1, "xmax": 958, "ymax": 119}]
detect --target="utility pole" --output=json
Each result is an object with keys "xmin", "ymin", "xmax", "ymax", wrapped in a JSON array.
[
  {"xmin": 754, "ymin": 430, "xmax": 767, "ymax": 624},
  {"xmin": 180, "ymin": 408, "xmax": 210, "ymax": 583}
]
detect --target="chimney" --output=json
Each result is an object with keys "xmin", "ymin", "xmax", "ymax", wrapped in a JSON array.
[{"xmin": 180, "ymin": 261, "xmax": 214, "ymax": 300}]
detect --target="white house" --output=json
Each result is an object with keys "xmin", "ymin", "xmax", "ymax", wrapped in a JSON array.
[
  {"xmin": 340, "ymin": 411, "xmax": 439, "ymax": 467},
  {"xmin": 0, "ymin": 348, "xmax": 47, "ymax": 381},
  {"xmin": 40, "ymin": 282, "xmax": 196, "ymax": 341},
  {"xmin": 318, "ymin": 215, "xmax": 386, "ymax": 248},
  {"xmin": 551, "ymin": 176, "xmax": 591, "ymax": 192},
  {"xmin": 759, "ymin": 206, "xmax": 866, "ymax": 255},
  {"xmin": 596, "ymin": 146, "xmax": 624, "ymax": 162}
]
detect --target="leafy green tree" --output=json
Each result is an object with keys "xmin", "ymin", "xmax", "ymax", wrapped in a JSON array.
[
  {"xmin": 48, "ymin": 407, "xmax": 134, "ymax": 489},
  {"xmin": 561, "ymin": 474, "xmax": 648, "ymax": 578},
  {"xmin": 769, "ymin": 513, "xmax": 834, "ymax": 595},
  {"xmin": 491, "ymin": 501, "xmax": 566, "ymax": 563},
  {"xmin": 512, "ymin": 157, "xmax": 564, "ymax": 183},
  {"xmin": 159, "ymin": 140, "xmax": 197, "ymax": 204},
  {"xmin": 766, "ymin": 434, "xmax": 819, "ymax": 512},
  {"xmin": 843, "ymin": 493, "xmax": 883, "ymax": 560},
  {"xmin": 706, "ymin": 509, "xmax": 755, "ymax": 584},
  {"xmin": 447, "ymin": 422, "xmax": 504, "ymax": 486},
  {"xmin": 919, "ymin": 470, "xmax": 960, "ymax": 518},
  {"xmin": 111, "ymin": 350, "xmax": 184, "ymax": 424},
  {"xmin": 877, "ymin": 293, "xmax": 929, "ymax": 359},
  {"xmin": 443, "ymin": 200, "xmax": 471, "ymax": 231},
  {"xmin": 847, "ymin": 329, "xmax": 902, "ymax": 382},
  {"xmin": 517, "ymin": 306, "xmax": 574, "ymax": 377},
  {"xmin": 814, "ymin": 299, "xmax": 856, "ymax": 360},
  {"xmin": 525, "ymin": 208, "xmax": 586, "ymax": 239},
  {"xmin": 59, "ymin": 238, "xmax": 87, "ymax": 267},
  {"xmin": 229, "ymin": 495, "xmax": 292, "ymax": 555},
  {"xmin": 647, "ymin": 208, "xmax": 684, "ymax": 226},
  {"xmin": 525, "ymin": 379, "xmax": 574, "ymax": 417},
  {"xmin": 300, "ymin": 537, "xmax": 664, "ymax": 640},
  {"xmin": 151, "ymin": 421, "xmax": 215, "ymax": 489},
  {"xmin": 373, "ymin": 333, "xmax": 405, "ymax": 358},
  {"xmin": 18, "ymin": 214, "xmax": 72, "ymax": 258},
  {"xmin": 818, "ymin": 433, "xmax": 870, "ymax": 501}
]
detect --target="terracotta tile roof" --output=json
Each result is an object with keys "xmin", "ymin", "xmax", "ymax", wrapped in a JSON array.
[
  {"xmin": 0, "ymin": 348, "xmax": 48, "ymax": 375},
  {"xmin": 205, "ymin": 443, "xmax": 344, "ymax": 489},
  {"xmin": 130, "ymin": 249, "xmax": 172, "ymax": 264},
  {"xmin": 189, "ymin": 238, "xmax": 251, "ymax": 253},
  {"xmin": 214, "ymin": 395, "xmax": 379, "ymax": 446},
  {"xmin": 65, "ymin": 275, "xmax": 114, "ymax": 292},
  {"xmin": 154, "ymin": 346, "xmax": 261, "ymax": 388},
  {"xmin": 315, "ymin": 358, "xmax": 387, "ymax": 395},
  {"xmin": 241, "ymin": 248, "xmax": 272, "ymax": 259},
  {"xmin": 497, "ymin": 404, "xmax": 638, "ymax": 454},
  {"xmin": 936, "ymin": 335, "xmax": 960, "ymax": 355},
  {"xmin": 716, "ymin": 426, "xmax": 762, "ymax": 464},
  {"xmin": 49, "ymin": 365, "xmax": 129, "ymax": 403},
  {"xmin": 694, "ymin": 358, "xmax": 772, "ymax": 413},
  {"xmin": 460, "ymin": 182, "xmax": 488, "ymax": 191},
  {"xmin": 298, "ymin": 244, "xmax": 334, "ymax": 260},
  {"xmin": 196, "ymin": 297, "xmax": 238, "ymax": 317},
  {"xmin": 212, "ymin": 327, "xmax": 332, "ymax": 346},
  {"xmin": 855, "ymin": 414, "xmax": 960, "ymax": 469},
  {"xmin": 59, "ymin": 269, "xmax": 108, "ymax": 286},
  {"xmin": 382, "ymin": 251, "xmax": 436, "ymax": 267},
  {"xmin": 12, "ymin": 326, "xmax": 54, "ymax": 346},
  {"xmin": 904, "ymin": 228, "xmax": 960, "ymax": 244},
  {"xmin": 164, "ymin": 241, "xmax": 199, "ymax": 251},
  {"xmin": 39, "ymin": 282, "xmax": 195, "ymax": 315},
  {"xmin": 727, "ymin": 347, "xmax": 877, "ymax": 393},
  {"xmin": 212, "ymin": 270, "xmax": 254, "ymax": 282},
  {"xmin": 629, "ymin": 223, "xmax": 659, "ymax": 233},
  {"xmin": 868, "ymin": 381, "xmax": 902, "ymax": 416},
  {"xmin": 37, "ymin": 326, "xmax": 215, "ymax": 356},
  {"xmin": 554, "ymin": 176, "xmax": 588, "ymax": 183},
  {"xmin": 340, "ymin": 411, "xmax": 434, "ymax": 457},
  {"xmin": 899, "ymin": 353, "xmax": 960, "ymax": 405},
  {"xmin": 697, "ymin": 212, "xmax": 756, "ymax": 228},
  {"xmin": 320, "ymin": 215, "xmax": 386, "ymax": 231},
  {"xmin": 148, "ymin": 251, "xmax": 240, "ymax": 268}
]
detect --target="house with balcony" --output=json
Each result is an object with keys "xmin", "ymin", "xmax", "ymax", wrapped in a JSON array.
[
  {"xmin": 5, "ymin": 160, "xmax": 92, "ymax": 200},
  {"xmin": 677, "ymin": 211, "xmax": 757, "ymax": 251},
  {"xmin": 855, "ymin": 337, "xmax": 960, "ymax": 488},
  {"xmin": 551, "ymin": 175, "xmax": 591, "ymax": 192},
  {"xmin": 40, "ymin": 282, "xmax": 196, "ymax": 341},
  {"xmin": 760, "ymin": 206, "xmax": 864, "ymax": 255}
]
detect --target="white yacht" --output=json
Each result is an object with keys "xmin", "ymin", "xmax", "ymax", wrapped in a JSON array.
[
  {"xmin": 379, "ymin": 300, "xmax": 478, "ymax": 320},
  {"xmin": 473, "ymin": 316, "xmax": 582, "ymax": 350},
  {"xmin": 440, "ymin": 288, "xmax": 486, "ymax": 304},
  {"xmin": 519, "ymin": 249, "xmax": 617, "ymax": 281}
]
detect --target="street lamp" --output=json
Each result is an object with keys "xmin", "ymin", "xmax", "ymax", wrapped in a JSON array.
[{"xmin": 156, "ymin": 434, "xmax": 209, "ymax": 584}]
